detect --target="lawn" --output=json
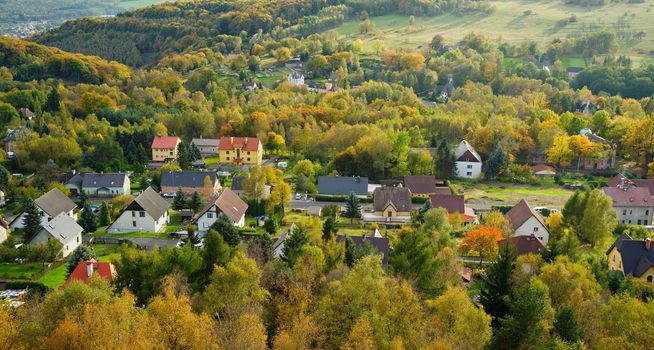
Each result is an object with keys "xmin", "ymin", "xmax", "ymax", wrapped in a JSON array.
[
  {"xmin": 461, "ymin": 182, "xmax": 573, "ymax": 210},
  {"xmin": 204, "ymin": 156, "xmax": 220, "ymax": 167},
  {"xmin": 282, "ymin": 213, "xmax": 372, "ymax": 236},
  {"xmin": 0, "ymin": 262, "xmax": 44, "ymax": 279},
  {"xmin": 37, "ymin": 264, "xmax": 68, "ymax": 289}
]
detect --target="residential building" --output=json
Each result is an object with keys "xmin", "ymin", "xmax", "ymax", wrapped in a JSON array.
[
  {"xmin": 403, "ymin": 175, "xmax": 437, "ymax": 197},
  {"xmin": 287, "ymin": 70, "xmax": 305, "ymax": 85},
  {"xmin": 218, "ymin": 137, "xmax": 263, "ymax": 165},
  {"xmin": 454, "ymin": 140, "xmax": 482, "ymax": 179},
  {"xmin": 3, "ymin": 127, "xmax": 28, "ymax": 155},
  {"xmin": 363, "ymin": 187, "xmax": 412, "ymax": 223},
  {"xmin": 273, "ymin": 223, "xmax": 297, "ymax": 258},
  {"xmin": 0, "ymin": 216, "xmax": 8, "ymax": 243},
  {"xmin": 498, "ymin": 235, "xmax": 546, "ymax": 256},
  {"xmin": 10, "ymin": 188, "xmax": 77, "ymax": 230},
  {"xmin": 565, "ymin": 128, "xmax": 616, "ymax": 171},
  {"xmin": 566, "ymin": 67, "xmax": 583, "ymax": 80},
  {"xmin": 608, "ymin": 174, "xmax": 654, "ymax": 195},
  {"xmin": 30, "ymin": 213, "xmax": 83, "ymax": 258},
  {"xmin": 191, "ymin": 138, "xmax": 219, "ymax": 156},
  {"xmin": 106, "ymin": 187, "xmax": 170, "ymax": 233},
  {"xmin": 506, "ymin": 199, "xmax": 550, "ymax": 244},
  {"xmin": 194, "ymin": 189, "xmax": 249, "ymax": 233},
  {"xmin": 18, "ymin": 108, "xmax": 35, "ymax": 120},
  {"xmin": 336, "ymin": 234, "xmax": 390, "ymax": 267},
  {"xmin": 160, "ymin": 171, "xmax": 221, "ymax": 197},
  {"xmin": 317, "ymin": 176, "xmax": 368, "ymax": 196},
  {"xmin": 65, "ymin": 173, "xmax": 130, "ymax": 197},
  {"xmin": 531, "ymin": 164, "xmax": 557, "ymax": 177},
  {"xmin": 64, "ymin": 259, "xmax": 116, "ymax": 286},
  {"xmin": 151, "ymin": 136, "xmax": 181, "ymax": 162},
  {"xmin": 429, "ymin": 194, "xmax": 476, "ymax": 223},
  {"xmin": 607, "ymin": 234, "xmax": 654, "ymax": 283},
  {"xmin": 602, "ymin": 180, "xmax": 654, "ymax": 226},
  {"xmin": 243, "ymin": 82, "xmax": 258, "ymax": 91}
]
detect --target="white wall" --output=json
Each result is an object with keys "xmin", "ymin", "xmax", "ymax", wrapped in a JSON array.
[
  {"xmin": 10, "ymin": 208, "xmax": 76, "ymax": 230},
  {"xmin": 0, "ymin": 226, "xmax": 7, "ymax": 243},
  {"xmin": 30, "ymin": 230, "xmax": 81, "ymax": 257},
  {"xmin": 456, "ymin": 161, "xmax": 482, "ymax": 179},
  {"xmin": 197, "ymin": 206, "xmax": 245, "ymax": 233},
  {"xmin": 107, "ymin": 210, "xmax": 168, "ymax": 233},
  {"xmin": 615, "ymin": 205, "xmax": 654, "ymax": 226},
  {"xmin": 513, "ymin": 216, "xmax": 549, "ymax": 244}
]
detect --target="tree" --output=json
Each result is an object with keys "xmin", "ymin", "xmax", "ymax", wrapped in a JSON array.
[
  {"xmin": 210, "ymin": 213, "xmax": 240, "ymax": 247},
  {"xmin": 67, "ymin": 245, "xmax": 97, "ymax": 277},
  {"xmin": 282, "ymin": 226, "xmax": 309, "ymax": 267},
  {"xmin": 435, "ymin": 140, "xmax": 456, "ymax": 179},
  {"xmin": 22, "ymin": 198, "xmax": 42, "ymax": 241},
  {"xmin": 190, "ymin": 192, "xmax": 202, "ymax": 212},
  {"xmin": 459, "ymin": 226, "xmax": 502, "ymax": 262},
  {"xmin": 264, "ymin": 217, "xmax": 278, "ymax": 235},
  {"xmin": 478, "ymin": 241, "xmax": 516, "ymax": 328},
  {"xmin": 359, "ymin": 19, "xmax": 373, "ymax": 34},
  {"xmin": 577, "ymin": 189, "xmax": 617, "ymax": 247},
  {"xmin": 484, "ymin": 144, "xmax": 508, "ymax": 180},
  {"xmin": 242, "ymin": 166, "xmax": 267, "ymax": 202},
  {"xmin": 344, "ymin": 192, "xmax": 361, "ymax": 224},
  {"xmin": 173, "ymin": 187, "xmax": 186, "ymax": 210},
  {"xmin": 98, "ymin": 201, "xmax": 110, "ymax": 227},
  {"xmin": 344, "ymin": 237, "xmax": 380, "ymax": 267},
  {"xmin": 553, "ymin": 306, "xmax": 583, "ymax": 343},
  {"xmin": 480, "ymin": 210, "xmax": 512, "ymax": 237},
  {"xmin": 177, "ymin": 142, "xmax": 190, "ymax": 169},
  {"xmin": 547, "ymin": 135, "xmax": 573, "ymax": 167},
  {"xmin": 268, "ymin": 181, "xmax": 291, "ymax": 213},
  {"xmin": 78, "ymin": 202, "xmax": 98, "ymax": 233},
  {"xmin": 188, "ymin": 143, "xmax": 201, "ymax": 162},
  {"xmin": 202, "ymin": 229, "xmax": 232, "ymax": 276},
  {"xmin": 322, "ymin": 215, "xmax": 337, "ymax": 241}
]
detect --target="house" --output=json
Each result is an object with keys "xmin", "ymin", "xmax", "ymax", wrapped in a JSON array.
[
  {"xmin": 160, "ymin": 171, "xmax": 221, "ymax": 197},
  {"xmin": 531, "ymin": 164, "xmax": 557, "ymax": 177},
  {"xmin": 273, "ymin": 223, "xmax": 298, "ymax": 258},
  {"xmin": 65, "ymin": 173, "xmax": 130, "ymax": 197},
  {"xmin": 307, "ymin": 206, "xmax": 322, "ymax": 217},
  {"xmin": 336, "ymin": 234, "xmax": 390, "ymax": 267},
  {"xmin": 287, "ymin": 70, "xmax": 305, "ymax": 85},
  {"xmin": 608, "ymin": 174, "xmax": 654, "ymax": 195},
  {"xmin": 566, "ymin": 67, "xmax": 583, "ymax": 80},
  {"xmin": 506, "ymin": 199, "xmax": 550, "ymax": 244},
  {"xmin": 0, "ymin": 216, "xmax": 8, "ymax": 243},
  {"xmin": 18, "ymin": 108, "xmax": 34, "ymax": 120},
  {"xmin": 30, "ymin": 213, "xmax": 83, "ymax": 258},
  {"xmin": 565, "ymin": 128, "xmax": 616, "ymax": 171},
  {"xmin": 243, "ymin": 82, "xmax": 258, "ymax": 91},
  {"xmin": 106, "ymin": 187, "xmax": 170, "ymax": 233},
  {"xmin": 151, "ymin": 136, "xmax": 181, "ymax": 163},
  {"xmin": 2, "ymin": 127, "xmax": 28, "ymax": 155},
  {"xmin": 602, "ymin": 180, "xmax": 654, "ymax": 226},
  {"xmin": 194, "ymin": 189, "xmax": 248, "ymax": 233},
  {"xmin": 454, "ymin": 140, "xmax": 482, "ymax": 179},
  {"xmin": 429, "ymin": 194, "xmax": 476, "ymax": 223},
  {"xmin": 364, "ymin": 187, "xmax": 412, "ymax": 223},
  {"xmin": 218, "ymin": 137, "xmax": 263, "ymax": 165},
  {"xmin": 607, "ymin": 234, "xmax": 654, "ymax": 283},
  {"xmin": 64, "ymin": 259, "xmax": 116, "ymax": 286},
  {"xmin": 10, "ymin": 188, "xmax": 77, "ymax": 231},
  {"xmin": 0, "ymin": 189, "xmax": 4, "ymax": 207},
  {"xmin": 191, "ymin": 138, "xmax": 219, "ymax": 156},
  {"xmin": 317, "ymin": 176, "xmax": 368, "ymax": 196},
  {"xmin": 404, "ymin": 176, "xmax": 437, "ymax": 197},
  {"xmin": 498, "ymin": 235, "xmax": 546, "ymax": 256}
]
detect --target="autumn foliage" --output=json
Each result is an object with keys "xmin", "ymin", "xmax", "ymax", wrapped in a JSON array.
[{"xmin": 459, "ymin": 226, "xmax": 503, "ymax": 259}]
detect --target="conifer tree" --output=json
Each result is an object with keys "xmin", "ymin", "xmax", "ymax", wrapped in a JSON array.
[
  {"xmin": 282, "ymin": 226, "xmax": 309, "ymax": 267},
  {"xmin": 344, "ymin": 192, "xmax": 360, "ymax": 224},
  {"xmin": 98, "ymin": 201, "xmax": 110, "ymax": 227},
  {"xmin": 484, "ymin": 143, "xmax": 508, "ymax": 180},
  {"xmin": 173, "ymin": 187, "xmax": 186, "ymax": 210},
  {"xmin": 22, "ymin": 198, "xmax": 43, "ymax": 241},
  {"xmin": 190, "ymin": 192, "xmax": 202, "ymax": 212},
  {"xmin": 479, "ymin": 241, "xmax": 517, "ymax": 328},
  {"xmin": 322, "ymin": 215, "xmax": 338, "ymax": 241},
  {"xmin": 79, "ymin": 202, "xmax": 98, "ymax": 233}
]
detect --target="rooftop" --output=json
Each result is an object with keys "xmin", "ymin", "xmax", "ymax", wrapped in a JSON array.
[{"xmin": 151, "ymin": 136, "xmax": 181, "ymax": 149}]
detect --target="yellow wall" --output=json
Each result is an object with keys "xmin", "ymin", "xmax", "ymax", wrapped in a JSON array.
[
  {"xmin": 607, "ymin": 248, "xmax": 623, "ymax": 273},
  {"xmin": 639, "ymin": 266, "xmax": 654, "ymax": 283},
  {"xmin": 218, "ymin": 144, "xmax": 262, "ymax": 165}
]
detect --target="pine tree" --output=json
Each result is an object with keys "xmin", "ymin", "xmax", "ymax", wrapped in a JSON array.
[
  {"xmin": 98, "ymin": 201, "xmax": 110, "ymax": 227},
  {"xmin": 479, "ymin": 241, "xmax": 517, "ymax": 328},
  {"xmin": 418, "ymin": 200, "xmax": 432, "ymax": 223},
  {"xmin": 322, "ymin": 215, "xmax": 337, "ymax": 241},
  {"xmin": 177, "ymin": 142, "xmax": 190, "ymax": 169},
  {"xmin": 553, "ymin": 306, "xmax": 583, "ymax": 343},
  {"xmin": 344, "ymin": 191, "xmax": 360, "ymax": 224},
  {"xmin": 190, "ymin": 192, "xmax": 202, "ymax": 212},
  {"xmin": 79, "ymin": 202, "xmax": 98, "ymax": 233},
  {"xmin": 22, "ymin": 198, "xmax": 43, "ymax": 241},
  {"xmin": 435, "ymin": 140, "xmax": 456, "ymax": 179},
  {"xmin": 78, "ymin": 191, "xmax": 89, "ymax": 207},
  {"xmin": 282, "ymin": 226, "xmax": 309, "ymax": 267},
  {"xmin": 139, "ymin": 176, "xmax": 150, "ymax": 191},
  {"xmin": 66, "ymin": 245, "xmax": 97, "ymax": 277},
  {"xmin": 189, "ymin": 143, "xmax": 201, "ymax": 161},
  {"xmin": 264, "ymin": 216, "xmax": 278, "ymax": 235},
  {"xmin": 173, "ymin": 187, "xmax": 186, "ymax": 210},
  {"xmin": 46, "ymin": 86, "xmax": 61, "ymax": 112},
  {"xmin": 484, "ymin": 143, "xmax": 508, "ymax": 180}
]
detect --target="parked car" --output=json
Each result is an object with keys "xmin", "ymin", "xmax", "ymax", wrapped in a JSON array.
[
  {"xmin": 162, "ymin": 192, "xmax": 176, "ymax": 198},
  {"xmin": 295, "ymin": 193, "xmax": 302, "ymax": 200}
]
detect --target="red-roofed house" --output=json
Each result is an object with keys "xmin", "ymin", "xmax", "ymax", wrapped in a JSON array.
[
  {"xmin": 151, "ymin": 136, "xmax": 181, "ymax": 162},
  {"xmin": 218, "ymin": 137, "xmax": 263, "ymax": 165},
  {"xmin": 498, "ymin": 235, "xmax": 546, "ymax": 256},
  {"xmin": 64, "ymin": 259, "xmax": 116, "ymax": 287}
]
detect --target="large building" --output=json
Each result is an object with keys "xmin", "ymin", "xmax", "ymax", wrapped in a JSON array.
[
  {"xmin": 65, "ymin": 173, "xmax": 131, "ymax": 197},
  {"xmin": 454, "ymin": 140, "xmax": 482, "ymax": 179},
  {"xmin": 160, "ymin": 171, "xmax": 221, "ymax": 197},
  {"xmin": 106, "ymin": 187, "xmax": 170, "ymax": 233},
  {"xmin": 151, "ymin": 136, "xmax": 181, "ymax": 163},
  {"xmin": 317, "ymin": 176, "xmax": 368, "ymax": 196},
  {"xmin": 191, "ymin": 138, "xmax": 219, "ymax": 156},
  {"xmin": 10, "ymin": 188, "xmax": 77, "ymax": 231},
  {"xmin": 194, "ymin": 189, "xmax": 249, "ymax": 233},
  {"xmin": 602, "ymin": 179, "xmax": 654, "ymax": 226},
  {"xmin": 506, "ymin": 199, "xmax": 550, "ymax": 244},
  {"xmin": 364, "ymin": 187, "xmax": 412, "ymax": 223},
  {"xmin": 30, "ymin": 213, "xmax": 83, "ymax": 258},
  {"xmin": 218, "ymin": 137, "xmax": 263, "ymax": 165}
]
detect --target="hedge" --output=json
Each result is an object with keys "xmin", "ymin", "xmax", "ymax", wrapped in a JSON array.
[
  {"xmin": 315, "ymin": 195, "xmax": 372, "ymax": 203},
  {"xmin": 6, "ymin": 280, "xmax": 50, "ymax": 294}
]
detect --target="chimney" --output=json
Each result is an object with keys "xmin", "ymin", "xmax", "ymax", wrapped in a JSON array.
[
  {"xmin": 230, "ymin": 137, "xmax": 233, "ymax": 144},
  {"xmin": 245, "ymin": 137, "xmax": 248, "ymax": 145},
  {"xmin": 646, "ymin": 238, "xmax": 652, "ymax": 250},
  {"xmin": 87, "ymin": 262, "xmax": 94, "ymax": 277}
]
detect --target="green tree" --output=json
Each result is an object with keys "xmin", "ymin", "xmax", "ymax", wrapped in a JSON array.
[
  {"xmin": 66, "ymin": 245, "xmax": 97, "ymax": 277},
  {"xmin": 389, "ymin": 229, "xmax": 445, "ymax": 297},
  {"xmin": 78, "ymin": 202, "xmax": 98, "ymax": 233},
  {"xmin": 435, "ymin": 140, "xmax": 456, "ymax": 179},
  {"xmin": 553, "ymin": 306, "xmax": 583, "ymax": 343},
  {"xmin": 264, "ymin": 216, "xmax": 278, "ymax": 235},
  {"xmin": 210, "ymin": 213, "xmax": 240, "ymax": 247},
  {"xmin": 484, "ymin": 143, "xmax": 508, "ymax": 180},
  {"xmin": 417, "ymin": 200, "xmax": 432, "ymax": 223},
  {"xmin": 177, "ymin": 142, "xmax": 190, "ymax": 170},
  {"xmin": 190, "ymin": 192, "xmax": 203, "ymax": 212},
  {"xmin": 22, "ymin": 198, "xmax": 43, "ymax": 241},
  {"xmin": 322, "ymin": 215, "xmax": 337, "ymax": 241},
  {"xmin": 344, "ymin": 237, "xmax": 380, "ymax": 267},
  {"xmin": 577, "ymin": 189, "xmax": 617, "ymax": 247},
  {"xmin": 98, "ymin": 201, "xmax": 110, "ymax": 227},
  {"xmin": 173, "ymin": 187, "xmax": 186, "ymax": 210},
  {"xmin": 282, "ymin": 226, "xmax": 309, "ymax": 267},
  {"xmin": 344, "ymin": 192, "xmax": 361, "ymax": 224},
  {"xmin": 478, "ymin": 241, "xmax": 516, "ymax": 328},
  {"xmin": 188, "ymin": 143, "xmax": 201, "ymax": 162}
]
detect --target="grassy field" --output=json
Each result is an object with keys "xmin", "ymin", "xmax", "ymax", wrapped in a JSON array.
[
  {"xmin": 336, "ymin": 0, "xmax": 654, "ymax": 65},
  {"xmin": 461, "ymin": 182, "xmax": 573, "ymax": 210},
  {"xmin": 117, "ymin": 0, "xmax": 166, "ymax": 10},
  {"xmin": 0, "ymin": 263, "xmax": 44, "ymax": 279},
  {"xmin": 37, "ymin": 264, "xmax": 68, "ymax": 289}
]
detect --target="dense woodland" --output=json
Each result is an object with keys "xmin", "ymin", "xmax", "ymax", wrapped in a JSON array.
[{"xmin": 1, "ymin": 0, "xmax": 654, "ymax": 349}]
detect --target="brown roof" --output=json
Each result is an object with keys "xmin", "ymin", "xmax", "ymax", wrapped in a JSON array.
[
  {"xmin": 506, "ymin": 199, "xmax": 546, "ymax": 231},
  {"xmin": 151, "ymin": 136, "xmax": 181, "ymax": 149},
  {"xmin": 498, "ymin": 235, "xmax": 545, "ymax": 256},
  {"xmin": 434, "ymin": 187, "xmax": 452, "ymax": 195},
  {"xmin": 218, "ymin": 137, "xmax": 261, "ymax": 152},
  {"xmin": 430, "ymin": 194, "xmax": 465, "ymax": 213},
  {"xmin": 373, "ymin": 187, "xmax": 412, "ymax": 212},
  {"xmin": 608, "ymin": 174, "xmax": 654, "ymax": 196},
  {"xmin": 403, "ymin": 176, "xmax": 437, "ymax": 195},
  {"xmin": 531, "ymin": 164, "xmax": 557, "ymax": 174},
  {"xmin": 196, "ymin": 189, "xmax": 248, "ymax": 223},
  {"xmin": 602, "ymin": 186, "xmax": 653, "ymax": 207}
]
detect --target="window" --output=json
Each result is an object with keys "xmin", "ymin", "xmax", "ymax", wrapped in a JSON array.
[
  {"xmin": 646, "ymin": 210, "xmax": 650, "ymax": 216},
  {"xmin": 630, "ymin": 210, "xmax": 633, "ymax": 215},
  {"xmin": 170, "ymin": 151, "xmax": 173, "ymax": 155},
  {"xmin": 77, "ymin": 237, "xmax": 79, "ymax": 243},
  {"xmin": 132, "ymin": 221, "xmax": 136, "ymax": 227},
  {"xmin": 247, "ymin": 157, "xmax": 251, "ymax": 161},
  {"xmin": 467, "ymin": 172, "xmax": 472, "ymax": 176},
  {"xmin": 226, "ymin": 157, "xmax": 230, "ymax": 161},
  {"xmin": 645, "ymin": 220, "xmax": 649, "ymax": 225},
  {"xmin": 648, "ymin": 275, "xmax": 654, "ymax": 283},
  {"xmin": 612, "ymin": 255, "xmax": 615, "ymax": 262},
  {"xmin": 139, "ymin": 211, "xmax": 145, "ymax": 218},
  {"xmin": 538, "ymin": 236, "xmax": 543, "ymax": 240},
  {"xmin": 638, "ymin": 220, "xmax": 642, "ymax": 225},
  {"xmin": 467, "ymin": 164, "xmax": 472, "ymax": 169},
  {"xmin": 623, "ymin": 210, "xmax": 627, "ymax": 215},
  {"xmin": 534, "ymin": 227, "xmax": 539, "ymax": 232},
  {"xmin": 132, "ymin": 211, "xmax": 135, "ymax": 217},
  {"xmin": 247, "ymin": 151, "xmax": 251, "ymax": 155},
  {"xmin": 207, "ymin": 212, "xmax": 213, "ymax": 219}
]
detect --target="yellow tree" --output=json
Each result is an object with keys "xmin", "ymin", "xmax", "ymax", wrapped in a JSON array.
[
  {"xmin": 547, "ymin": 135, "xmax": 573, "ymax": 166},
  {"xmin": 0, "ymin": 301, "xmax": 23, "ymax": 350},
  {"xmin": 459, "ymin": 226, "xmax": 502, "ymax": 261}
]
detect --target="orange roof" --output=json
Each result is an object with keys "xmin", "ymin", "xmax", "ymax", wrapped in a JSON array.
[
  {"xmin": 218, "ymin": 136, "xmax": 261, "ymax": 152},
  {"xmin": 151, "ymin": 136, "xmax": 181, "ymax": 149},
  {"xmin": 64, "ymin": 259, "xmax": 116, "ymax": 287}
]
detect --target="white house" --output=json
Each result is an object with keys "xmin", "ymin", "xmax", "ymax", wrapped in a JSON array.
[
  {"xmin": 506, "ymin": 199, "xmax": 549, "ymax": 244},
  {"xmin": 10, "ymin": 188, "xmax": 77, "ymax": 231},
  {"xmin": 288, "ymin": 70, "xmax": 305, "ymax": 85},
  {"xmin": 106, "ymin": 187, "xmax": 170, "ymax": 233},
  {"xmin": 194, "ymin": 189, "xmax": 248, "ymax": 233},
  {"xmin": 30, "ymin": 213, "xmax": 83, "ymax": 258},
  {"xmin": 66, "ymin": 173, "xmax": 131, "ymax": 197},
  {"xmin": 454, "ymin": 140, "xmax": 482, "ymax": 179}
]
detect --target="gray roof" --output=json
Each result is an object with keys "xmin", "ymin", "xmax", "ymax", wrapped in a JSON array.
[
  {"xmin": 161, "ymin": 171, "xmax": 217, "ymax": 188},
  {"xmin": 336, "ymin": 234, "xmax": 390, "ymax": 266},
  {"xmin": 132, "ymin": 187, "xmax": 170, "ymax": 219},
  {"xmin": 37, "ymin": 213, "xmax": 83, "ymax": 244},
  {"xmin": 373, "ymin": 187, "xmax": 412, "ymax": 212},
  {"xmin": 454, "ymin": 140, "xmax": 482, "ymax": 162},
  {"xmin": 317, "ymin": 176, "xmax": 368, "ymax": 196},
  {"xmin": 611, "ymin": 236, "xmax": 654, "ymax": 277},
  {"xmin": 81, "ymin": 173, "xmax": 128, "ymax": 189},
  {"xmin": 35, "ymin": 188, "xmax": 77, "ymax": 217},
  {"xmin": 191, "ymin": 138, "xmax": 219, "ymax": 147}
]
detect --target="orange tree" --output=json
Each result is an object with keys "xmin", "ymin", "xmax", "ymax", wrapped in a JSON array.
[{"xmin": 459, "ymin": 226, "xmax": 502, "ymax": 262}]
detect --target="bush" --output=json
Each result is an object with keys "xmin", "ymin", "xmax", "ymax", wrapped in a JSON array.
[{"xmin": 6, "ymin": 280, "xmax": 50, "ymax": 294}]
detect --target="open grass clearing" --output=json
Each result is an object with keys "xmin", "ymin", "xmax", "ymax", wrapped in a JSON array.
[
  {"xmin": 461, "ymin": 182, "xmax": 572, "ymax": 210},
  {"xmin": 0, "ymin": 262, "xmax": 44, "ymax": 279}
]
